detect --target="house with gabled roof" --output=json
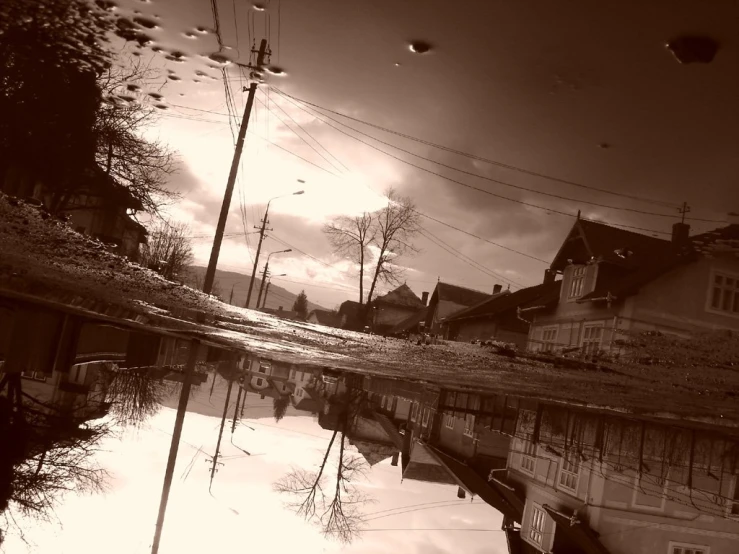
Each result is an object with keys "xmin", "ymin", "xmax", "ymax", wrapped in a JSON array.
[
  {"xmin": 370, "ymin": 283, "xmax": 426, "ymax": 335},
  {"xmin": 424, "ymin": 281, "xmax": 497, "ymax": 337},
  {"xmin": 307, "ymin": 309, "xmax": 342, "ymax": 328},
  {"xmin": 443, "ymin": 281, "xmax": 562, "ymax": 347},
  {"xmin": 523, "ymin": 218, "xmax": 739, "ymax": 355}
]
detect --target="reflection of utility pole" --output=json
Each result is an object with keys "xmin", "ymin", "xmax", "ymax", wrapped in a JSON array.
[
  {"xmin": 209, "ymin": 363, "xmax": 235, "ymax": 491},
  {"xmin": 152, "ymin": 340, "xmax": 200, "ymax": 554},
  {"xmin": 203, "ymin": 39, "xmax": 269, "ymax": 294},
  {"xmin": 230, "ymin": 384, "xmax": 243, "ymax": 433}
]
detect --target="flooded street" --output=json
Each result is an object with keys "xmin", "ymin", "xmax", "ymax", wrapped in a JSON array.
[{"xmin": 2, "ymin": 0, "xmax": 739, "ymax": 552}]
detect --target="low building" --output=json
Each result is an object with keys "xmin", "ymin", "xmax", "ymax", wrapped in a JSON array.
[
  {"xmin": 307, "ymin": 309, "xmax": 342, "ymax": 328},
  {"xmin": 424, "ymin": 282, "xmax": 494, "ymax": 337},
  {"xmin": 338, "ymin": 300, "xmax": 364, "ymax": 331},
  {"xmin": 444, "ymin": 281, "xmax": 561, "ymax": 347},
  {"xmin": 370, "ymin": 284, "xmax": 426, "ymax": 335}
]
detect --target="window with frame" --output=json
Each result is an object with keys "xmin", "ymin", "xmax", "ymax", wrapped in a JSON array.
[
  {"xmin": 464, "ymin": 414, "xmax": 475, "ymax": 437},
  {"xmin": 582, "ymin": 325, "xmax": 603, "ymax": 355},
  {"xmin": 541, "ymin": 327, "xmax": 558, "ymax": 352},
  {"xmin": 558, "ymin": 452, "xmax": 580, "ymax": 493},
  {"xmin": 255, "ymin": 378, "xmax": 264, "ymax": 386},
  {"xmin": 289, "ymin": 369, "xmax": 296, "ymax": 380},
  {"xmin": 423, "ymin": 408, "xmax": 431, "ymax": 427},
  {"xmin": 670, "ymin": 542, "xmax": 708, "ymax": 554},
  {"xmin": 709, "ymin": 273, "xmax": 739, "ymax": 315},
  {"xmin": 529, "ymin": 506, "xmax": 545, "ymax": 546},
  {"xmin": 410, "ymin": 402, "xmax": 419, "ymax": 422},
  {"xmin": 521, "ymin": 441, "xmax": 536, "ymax": 474},
  {"xmin": 296, "ymin": 388, "xmax": 304, "ymax": 397},
  {"xmin": 444, "ymin": 413, "xmax": 455, "ymax": 429},
  {"xmin": 569, "ymin": 266, "xmax": 587, "ymax": 298}
]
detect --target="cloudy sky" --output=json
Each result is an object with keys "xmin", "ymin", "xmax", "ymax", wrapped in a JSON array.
[
  {"xmin": 4, "ymin": 380, "xmax": 506, "ymax": 554},
  {"xmin": 112, "ymin": 0, "xmax": 737, "ymax": 307}
]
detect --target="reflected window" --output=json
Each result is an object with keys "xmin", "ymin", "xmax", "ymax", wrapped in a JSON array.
[
  {"xmin": 255, "ymin": 378, "xmax": 263, "ymax": 386},
  {"xmin": 423, "ymin": 408, "xmax": 431, "ymax": 428},
  {"xmin": 730, "ymin": 477, "xmax": 739, "ymax": 517},
  {"xmin": 558, "ymin": 452, "xmax": 580, "ymax": 493},
  {"xmin": 529, "ymin": 505, "xmax": 545, "ymax": 546},
  {"xmin": 669, "ymin": 542, "xmax": 708, "ymax": 554},
  {"xmin": 410, "ymin": 402, "xmax": 419, "ymax": 422},
  {"xmin": 709, "ymin": 272, "xmax": 739, "ymax": 315},
  {"xmin": 444, "ymin": 413, "xmax": 454, "ymax": 429},
  {"xmin": 521, "ymin": 441, "xmax": 536, "ymax": 474},
  {"xmin": 464, "ymin": 414, "xmax": 475, "ymax": 437}
]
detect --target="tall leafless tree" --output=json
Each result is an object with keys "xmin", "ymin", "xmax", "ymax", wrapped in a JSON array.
[
  {"xmin": 323, "ymin": 213, "xmax": 375, "ymax": 305},
  {"xmin": 92, "ymin": 59, "xmax": 179, "ymax": 216},
  {"xmin": 101, "ymin": 366, "xmax": 172, "ymax": 428},
  {"xmin": 138, "ymin": 221, "xmax": 194, "ymax": 281},
  {"xmin": 365, "ymin": 188, "xmax": 421, "ymax": 311},
  {"xmin": 273, "ymin": 390, "xmax": 372, "ymax": 543}
]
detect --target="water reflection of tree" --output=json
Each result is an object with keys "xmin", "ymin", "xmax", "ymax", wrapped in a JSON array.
[
  {"xmin": 273, "ymin": 395, "xmax": 290, "ymax": 423},
  {"xmin": 1, "ymin": 373, "xmax": 108, "ymax": 546},
  {"xmin": 274, "ymin": 392, "xmax": 372, "ymax": 544}
]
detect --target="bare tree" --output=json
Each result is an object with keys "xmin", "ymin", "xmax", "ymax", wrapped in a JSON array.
[
  {"xmin": 365, "ymin": 188, "xmax": 421, "ymax": 312},
  {"xmin": 101, "ymin": 366, "xmax": 171, "ymax": 427},
  {"xmin": 273, "ymin": 395, "xmax": 290, "ymax": 423},
  {"xmin": 92, "ymin": 59, "xmax": 179, "ymax": 216},
  {"xmin": 138, "ymin": 221, "xmax": 194, "ymax": 281},
  {"xmin": 273, "ymin": 391, "xmax": 372, "ymax": 544},
  {"xmin": 323, "ymin": 213, "xmax": 375, "ymax": 305}
]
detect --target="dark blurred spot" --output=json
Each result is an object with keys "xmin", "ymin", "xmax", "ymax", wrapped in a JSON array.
[
  {"xmin": 666, "ymin": 36, "xmax": 719, "ymax": 64},
  {"xmin": 193, "ymin": 79, "xmax": 201, "ymax": 83},
  {"xmin": 148, "ymin": 92, "xmax": 163, "ymax": 100},
  {"xmin": 598, "ymin": 142, "xmax": 611, "ymax": 149},
  {"xmin": 168, "ymin": 75, "xmax": 181, "ymax": 81},
  {"xmin": 208, "ymin": 53, "xmax": 231, "ymax": 65},
  {"xmin": 133, "ymin": 17, "xmax": 158, "ymax": 30},
  {"xmin": 152, "ymin": 46, "xmax": 163, "ymax": 53},
  {"xmin": 118, "ymin": 95, "xmax": 136, "ymax": 102},
  {"xmin": 126, "ymin": 84, "xmax": 140, "ymax": 92},
  {"xmin": 409, "ymin": 41, "xmax": 432, "ymax": 54},
  {"xmin": 195, "ymin": 70, "xmax": 207, "ymax": 77},
  {"xmin": 95, "ymin": 0, "xmax": 118, "ymax": 11},
  {"xmin": 196, "ymin": 26, "xmax": 210, "ymax": 34},
  {"xmin": 165, "ymin": 51, "xmax": 186, "ymax": 63},
  {"xmin": 266, "ymin": 65, "xmax": 286, "ymax": 76},
  {"xmin": 154, "ymin": 104, "xmax": 168, "ymax": 110},
  {"xmin": 184, "ymin": 32, "xmax": 198, "ymax": 39},
  {"xmin": 253, "ymin": 2, "xmax": 266, "ymax": 11}
]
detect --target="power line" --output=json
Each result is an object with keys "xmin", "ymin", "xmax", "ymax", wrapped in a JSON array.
[
  {"xmin": 271, "ymin": 90, "xmax": 723, "ymax": 215},
  {"xmin": 270, "ymin": 89, "xmax": 689, "ymax": 235},
  {"xmin": 420, "ymin": 227, "xmax": 524, "ymax": 289}
]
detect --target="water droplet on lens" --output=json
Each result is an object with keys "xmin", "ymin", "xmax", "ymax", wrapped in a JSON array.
[
  {"xmin": 408, "ymin": 41, "xmax": 432, "ymax": 54},
  {"xmin": 253, "ymin": 3, "xmax": 266, "ymax": 11},
  {"xmin": 155, "ymin": 104, "xmax": 168, "ymax": 110},
  {"xmin": 196, "ymin": 26, "xmax": 210, "ymax": 34},
  {"xmin": 148, "ymin": 92, "xmax": 164, "ymax": 100},
  {"xmin": 266, "ymin": 65, "xmax": 286, "ymax": 76},
  {"xmin": 169, "ymin": 75, "xmax": 181, "ymax": 81},
  {"xmin": 184, "ymin": 32, "xmax": 198, "ymax": 39},
  {"xmin": 126, "ymin": 84, "xmax": 141, "ymax": 92},
  {"xmin": 118, "ymin": 95, "xmax": 136, "ymax": 102},
  {"xmin": 208, "ymin": 52, "xmax": 231, "ymax": 65},
  {"xmin": 133, "ymin": 17, "xmax": 158, "ymax": 30}
]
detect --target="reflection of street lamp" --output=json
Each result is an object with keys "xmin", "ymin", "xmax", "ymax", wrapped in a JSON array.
[
  {"xmin": 256, "ymin": 250, "xmax": 291, "ymax": 308},
  {"xmin": 245, "ymin": 186, "xmax": 305, "ymax": 309},
  {"xmin": 261, "ymin": 273, "xmax": 286, "ymax": 309}
]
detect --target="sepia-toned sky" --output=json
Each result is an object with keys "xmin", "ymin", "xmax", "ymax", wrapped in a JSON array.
[{"xmin": 111, "ymin": 0, "xmax": 738, "ymax": 307}]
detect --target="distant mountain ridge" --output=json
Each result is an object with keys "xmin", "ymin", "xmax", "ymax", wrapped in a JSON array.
[{"xmin": 184, "ymin": 265, "xmax": 327, "ymax": 313}]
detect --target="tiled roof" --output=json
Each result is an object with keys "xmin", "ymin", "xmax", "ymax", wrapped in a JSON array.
[
  {"xmin": 375, "ymin": 283, "xmax": 425, "ymax": 308},
  {"xmin": 434, "ymin": 282, "xmax": 491, "ymax": 307},
  {"xmin": 308, "ymin": 309, "xmax": 342, "ymax": 327},
  {"xmin": 445, "ymin": 281, "xmax": 561, "ymax": 322},
  {"xmin": 388, "ymin": 307, "xmax": 428, "ymax": 334}
]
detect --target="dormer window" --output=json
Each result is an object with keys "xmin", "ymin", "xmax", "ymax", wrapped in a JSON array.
[{"xmin": 569, "ymin": 266, "xmax": 587, "ymax": 298}]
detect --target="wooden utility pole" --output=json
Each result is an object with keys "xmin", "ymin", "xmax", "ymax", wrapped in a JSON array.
[
  {"xmin": 255, "ymin": 262, "xmax": 270, "ymax": 309},
  {"xmin": 245, "ymin": 213, "xmax": 270, "ymax": 308},
  {"xmin": 151, "ymin": 340, "xmax": 200, "ymax": 554},
  {"xmin": 261, "ymin": 280, "xmax": 271, "ymax": 308},
  {"xmin": 203, "ymin": 39, "xmax": 269, "ymax": 294}
]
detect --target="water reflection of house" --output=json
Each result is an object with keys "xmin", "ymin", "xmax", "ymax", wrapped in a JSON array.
[
  {"xmin": 433, "ymin": 389, "xmax": 739, "ymax": 554},
  {"xmin": 525, "ymin": 219, "xmax": 739, "ymax": 355},
  {"xmin": 237, "ymin": 357, "xmax": 323, "ymax": 415}
]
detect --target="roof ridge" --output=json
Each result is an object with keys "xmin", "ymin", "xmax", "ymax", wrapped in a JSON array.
[{"xmin": 439, "ymin": 281, "xmax": 491, "ymax": 295}]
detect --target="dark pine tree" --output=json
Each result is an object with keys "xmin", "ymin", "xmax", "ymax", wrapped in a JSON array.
[{"xmin": 293, "ymin": 290, "xmax": 309, "ymax": 320}]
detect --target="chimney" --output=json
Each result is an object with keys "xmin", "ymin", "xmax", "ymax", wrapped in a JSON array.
[
  {"xmin": 391, "ymin": 452, "xmax": 399, "ymax": 467},
  {"xmin": 543, "ymin": 269, "xmax": 556, "ymax": 285},
  {"xmin": 421, "ymin": 291, "xmax": 429, "ymax": 305},
  {"xmin": 493, "ymin": 284, "xmax": 502, "ymax": 295},
  {"xmin": 457, "ymin": 487, "xmax": 466, "ymax": 499},
  {"xmin": 672, "ymin": 222, "xmax": 690, "ymax": 247}
]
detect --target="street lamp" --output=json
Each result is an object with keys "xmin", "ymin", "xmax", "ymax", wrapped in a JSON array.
[
  {"xmin": 244, "ymin": 185, "xmax": 305, "ymax": 309},
  {"xmin": 261, "ymin": 273, "xmax": 287, "ymax": 309},
  {"xmin": 255, "ymin": 249, "xmax": 291, "ymax": 308}
]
